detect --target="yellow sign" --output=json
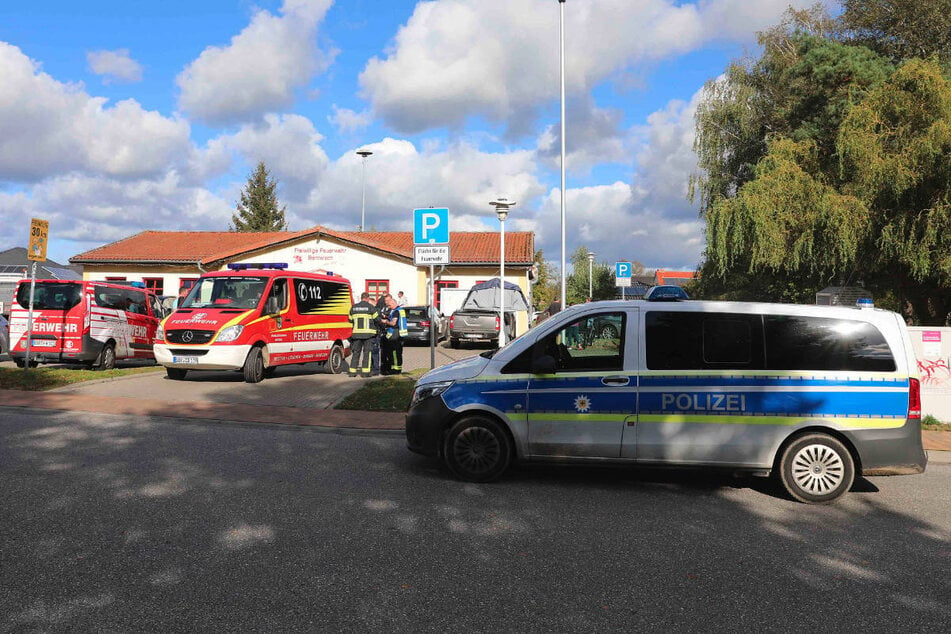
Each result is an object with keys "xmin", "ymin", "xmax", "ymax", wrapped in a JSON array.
[{"xmin": 28, "ymin": 217, "xmax": 49, "ymax": 262}]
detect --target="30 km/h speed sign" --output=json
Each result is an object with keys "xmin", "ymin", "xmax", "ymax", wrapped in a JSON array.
[{"xmin": 28, "ymin": 218, "xmax": 49, "ymax": 262}]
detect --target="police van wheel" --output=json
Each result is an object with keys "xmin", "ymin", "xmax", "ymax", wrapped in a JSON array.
[
  {"xmin": 97, "ymin": 344, "xmax": 116, "ymax": 371},
  {"xmin": 444, "ymin": 416, "xmax": 512, "ymax": 482},
  {"xmin": 166, "ymin": 368, "xmax": 188, "ymax": 380},
  {"xmin": 243, "ymin": 346, "xmax": 265, "ymax": 383},
  {"xmin": 779, "ymin": 433, "xmax": 855, "ymax": 504},
  {"xmin": 327, "ymin": 343, "xmax": 345, "ymax": 374}
]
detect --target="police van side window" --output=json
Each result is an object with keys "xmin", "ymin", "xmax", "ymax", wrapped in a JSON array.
[
  {"xmin": 646, "ymin": 312, "xmax": 764, "ymax": 370},
  {"xmin": 503, "ymin": 311, "xmax": 625, "ymax": 374},
  {"xmin": 765, "ymin": 316, "xmax": 896, "ymax": 372}
]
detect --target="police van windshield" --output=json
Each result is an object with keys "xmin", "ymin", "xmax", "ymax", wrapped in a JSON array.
[
  {"xmin": 16, "ymin": 282, "xmax": 82, "ymax": 310},
  {"xmin": 183, "ymin": 276, "xmax": 268, "ymax": 310}
]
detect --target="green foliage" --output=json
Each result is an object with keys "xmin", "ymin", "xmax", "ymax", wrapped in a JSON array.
[
  {"xmin": 841, "ymin": 0, "xmax": 951, "ymax": 63},
  {"xmin": 565, "ymin": 246, "xmax": 617, "ymax": 304},
  {"xmin": 531, "ymin": 249, "xmax": 559, "ymax": 310},
  {"xmin": 692, "ymin": 5, "xmax": 951, "ymax": 321},
  {"xmin": 230, "ymin": 161, "xmax": 288, "ymax": 232}
]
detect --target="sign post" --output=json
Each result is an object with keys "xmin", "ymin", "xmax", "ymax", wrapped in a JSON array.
[
  {"xmin": 24, "ymin": 218, "xmax": 50, "ymax": 372},
  {"xmin": 414, "ymin": 208, "xmax": 450, "ymax": 369},
  {"xmin": 615, "ymin": 262, "xmax": 632, "ymax": 301}
]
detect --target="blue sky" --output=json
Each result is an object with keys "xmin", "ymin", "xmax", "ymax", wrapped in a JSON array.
[{"xmin": 0, "ymin": 0, "xmax": 822, "ymax": 272}]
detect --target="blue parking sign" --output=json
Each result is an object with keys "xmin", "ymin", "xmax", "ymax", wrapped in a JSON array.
[
  {"xmin": 414, "ymin": 208, "xmax": 449, "ymax": 244},
  {"xmin": 616, "ymin": 262, "xmax": 632, "ymax": 278}
]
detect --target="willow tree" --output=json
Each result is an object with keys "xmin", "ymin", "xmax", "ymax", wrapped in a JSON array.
[
  {"xmin": 838, "ymin": 58, "xmax": 951, "ymax": 322},
  {"xmin": 230, "ymin": 161, "xmax": 288, "ymax": 232}
]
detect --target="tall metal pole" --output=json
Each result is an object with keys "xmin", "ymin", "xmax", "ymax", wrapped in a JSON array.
[
  {"xmin": 559, "ymin": 0, "xmax": 567, "ymax": 310},
  {"xmin": 490, "ymin": 198, "xmax": 515, "ymax": 347},
  {"xmin": 588, "ymin": 252, "xmax": 595, "ymax": 300},
  {"xmin": 429, "ymin": 263, "xmax": 436, "ymax": 369},
  {"xmin": 24, "ymin": 261, "xmax": 37, "ymax": 372},
  {"xmin": 499, "ymin": 216, "xmax": 506, "ymax": 346},
  {"xmin": 357, "ymin": 149, "xmax": 373, "ymax": 231}
]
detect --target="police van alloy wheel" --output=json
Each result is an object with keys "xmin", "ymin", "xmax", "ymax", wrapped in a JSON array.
[
  {"xmin": 327, "ymin": 343, "xmax": 345, "ymax": 374},
  {"xmin": 779, "ymin": 433, "xmax": 855, "ymax": 504},
  {"xmin": 443, "ymin": 416, "xmax": 512, "ymax": 482},
  {"xmin": 166, "ymin": 367, "xmax": 188, "ymax": 380},
  {"xmin": 243, "ymin": 346, "xmax": 265, "ymax": 383},
  {"xmin": 97, "ymin": 343, "xmax": 116, "ymax": 371}
]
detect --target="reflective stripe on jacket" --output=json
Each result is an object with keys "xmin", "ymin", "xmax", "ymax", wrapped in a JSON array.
[{"xmin": 349, "ymin": 301, "xmax": 379, "ymax": 339}]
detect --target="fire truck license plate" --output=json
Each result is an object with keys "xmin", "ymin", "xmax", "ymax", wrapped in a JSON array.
[
  {"xmin": 31, "ymin": 339, "xmax": 56, "ymax": 348},
  {"xmin": 172, "ymin": 356, "xmax": 200, "ymax": 364}
]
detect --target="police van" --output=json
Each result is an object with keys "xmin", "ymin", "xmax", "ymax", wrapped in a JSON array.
[
  {"xmin": 153, "ymin": 263, "xmax": 353, "ymax": 382},
  {"xmin": 406, "ymin": 299, "xmax": 927, "ymax": 503}
]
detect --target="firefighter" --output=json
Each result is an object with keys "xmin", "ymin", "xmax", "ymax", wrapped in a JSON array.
[
  {"xmin": 370, "ymin": 293, "xmax": 388, "ymax": 377},
  {"xmin": 380, "ymin": 293, "xmax": 408, "ymax": 375},
  {"xmin": 348, "ymin": 292, "xmax": 379, "ymax": 377}
]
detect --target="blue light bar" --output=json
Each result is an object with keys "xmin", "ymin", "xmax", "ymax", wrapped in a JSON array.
[{"xmin": 227, "ymin": 262, "xmax": 288, "ymax": 270}]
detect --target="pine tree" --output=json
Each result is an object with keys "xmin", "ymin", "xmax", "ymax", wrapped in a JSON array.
[{"xmin": 230, "ymin": 161, "xmax": 288, "ymax": 232}]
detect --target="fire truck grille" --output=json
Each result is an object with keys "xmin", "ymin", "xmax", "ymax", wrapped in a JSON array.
[{"xmin": 166, "ymin": 329, "xmax": 216, "ymax": 344}]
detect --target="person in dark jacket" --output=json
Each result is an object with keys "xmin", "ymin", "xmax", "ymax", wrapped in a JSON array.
[
  {"xmin": 380, "ymin": 294, "xmax": 408, "ymax": 375},
  {"xmin": 370, "ymin": 294, "xmax": 388, "ymax": 377},
  {"xmin": 347, "ymin": 292, "xmax": 379, "ymax": 377}
]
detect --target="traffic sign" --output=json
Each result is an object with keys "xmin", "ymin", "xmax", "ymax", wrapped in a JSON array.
[
  {"xmin": 28, "ymin": 218, "xmax": 49, "ymax": 262},
  {"xmin": 413, "ymin": 208, "xmax": 449, "ymax": 244},
  {"xmin": 615, "ymin": 261, "xmax": 632, "ymax": 287},
  {"xmin": 414, "ymin": 245, "xmax": 450, "ymax": 266}
]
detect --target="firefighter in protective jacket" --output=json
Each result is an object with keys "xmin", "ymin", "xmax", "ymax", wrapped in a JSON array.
[{"xmin": 348, "ymin": 291, "xmax": 379, "ymax": 377}]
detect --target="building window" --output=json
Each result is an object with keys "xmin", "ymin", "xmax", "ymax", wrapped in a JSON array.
[
  {"xmin": 366, "ymin": 279, "xmax": 389, "ymax": 303},
  {"xmin": 179, "ymin": 278, "xmax": 198, "ymax": 292},
  {"xmin": 434, "ymin": 280, "xmax": 458, "ymax": 310},
  {"xmin": 143, "ymin": 277, "xmax": 164, "ymax": 295}
]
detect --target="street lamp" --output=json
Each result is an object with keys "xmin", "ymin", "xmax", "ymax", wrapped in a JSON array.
[
  {"xmin": 588, "ymin": 251, "xmax": 595, "ymax": 300},
  {"xmin": 559, "ymin": 0, "xmax": 567, "ymax": 310},
  {"xmin": 490, "ymin": 197, "xmax": 516, "ymax": 347},
  {"xmin": 356, "ymin": 149, "xmax": 373, "ymax": 231}
]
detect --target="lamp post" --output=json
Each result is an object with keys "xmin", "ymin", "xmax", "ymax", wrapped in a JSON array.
[
  {"xmin": 356, "ymin": 149, "xmax": 373, "ymax": 231},
  {"xmin": 588, "ymin": 251, "xmax": 595, "ymax": 300},
  {"xmin": 559, "ymin": 0, "xmax": 567, "ymax": 310},
  {"xmin": 490, "ymin": 197, "xmax": 515, "ymax": 347}
]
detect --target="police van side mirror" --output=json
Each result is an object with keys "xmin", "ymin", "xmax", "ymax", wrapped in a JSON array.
[
  {"xmin": 265, "ymin": 296, "xmax": 280, "ymax": 315},
  {"xmin": 532, "ymin": 354, "xmax": 557, "ymax": 375}
]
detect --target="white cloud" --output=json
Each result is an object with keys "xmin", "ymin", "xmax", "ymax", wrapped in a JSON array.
[
  {"xmin": 212, "ymin": 113, "xmax": 331, "ymax": 203},
  {"xmin": 86, "ymin": 49, "xmax": 143, "ymax": 83},
  {"xmin": 176, "ymin": 0, "xmax": 335, "ymax": 125},
  {"xmin": 305, "ymin": 138, "xmax": 546, "ymax": 232},
  {"xmin": 360, "ymin": 0, "xmax": 817, "ymax": 135},
  {"xmin": 0, "ymin": 42, "xmax": 191, "ymax": 182},
  {"xmin": 0, "ymin": 172, "xmax": 232, "ymax": 253},
  {"xmin": 536, "ymin": 96, "xmax": 630, "ymax": 174},
  {"xmin": 329, "ymin": 106, "xmax": 373, "ymax": 134}
]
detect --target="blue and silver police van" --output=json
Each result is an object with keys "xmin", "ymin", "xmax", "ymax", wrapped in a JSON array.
[{"xmin": 406, "ymin": 299, "xmax": 927, "ymax": 503}]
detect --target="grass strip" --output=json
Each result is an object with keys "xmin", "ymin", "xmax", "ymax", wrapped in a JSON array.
[
  {"xmin": 0, "ymin": 365, "xmax": 163, "ymax": 391},
  {"xmin": 335, "ymin": 368, "xmax": 426, "ymax": 412}
]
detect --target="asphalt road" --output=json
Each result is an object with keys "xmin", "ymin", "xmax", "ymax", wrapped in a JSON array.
[{"xmin": 2, "ymin": 408, "xmax": 950, "ymax": 632}]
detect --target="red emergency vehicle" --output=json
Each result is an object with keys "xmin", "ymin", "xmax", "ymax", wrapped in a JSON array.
[
  {"xmin": 153, "ymin": 263, "xmax": 353, "ymax": 382},
  {"xmin": 9, "ymin": 279, "xmax": 164, "ymax": 369}
]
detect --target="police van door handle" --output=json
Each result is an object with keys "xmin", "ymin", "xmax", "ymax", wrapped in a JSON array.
[{"xmin": 602, "ymin": 376, "xmax": 630, "ymax": 387}]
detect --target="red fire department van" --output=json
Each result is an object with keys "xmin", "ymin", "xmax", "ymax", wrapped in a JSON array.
[
  {"xmin": 9, "ymin": 279, "xmax": 164, "ymax": 369},
  {"xmin": 153, "ymin": 263, "xmax": 354, "ymax": 382}
]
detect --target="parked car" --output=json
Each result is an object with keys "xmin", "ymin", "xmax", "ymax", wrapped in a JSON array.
[
  {"xmin": 644, "ymin": 284, "xmax": 689, "ymax": 301},
  {"xmin": 449, "ymin": 278, "xmax": 530, "ymax": 348},
  {"xmin": 403, "ymin": 305, "xmax": 448, "ymax": 344},
  {"xmin": 0, "ymin": 314, "xmax": 9, "ymax": 357}
]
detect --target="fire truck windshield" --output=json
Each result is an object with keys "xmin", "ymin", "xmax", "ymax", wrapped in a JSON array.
[{"xmin": 183, "ymin": 276, "xmax": 268, "ymax": 310}]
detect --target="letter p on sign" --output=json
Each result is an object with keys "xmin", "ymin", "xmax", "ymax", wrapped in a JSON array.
[{"xmin": 414, "ymin": 208, "xmax": 449, "ymax": 244}]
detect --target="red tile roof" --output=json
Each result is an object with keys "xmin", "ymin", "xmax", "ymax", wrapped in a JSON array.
[{"xmin": 70, "ymin": 226, "xmax": 535, "ymax": 267}]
